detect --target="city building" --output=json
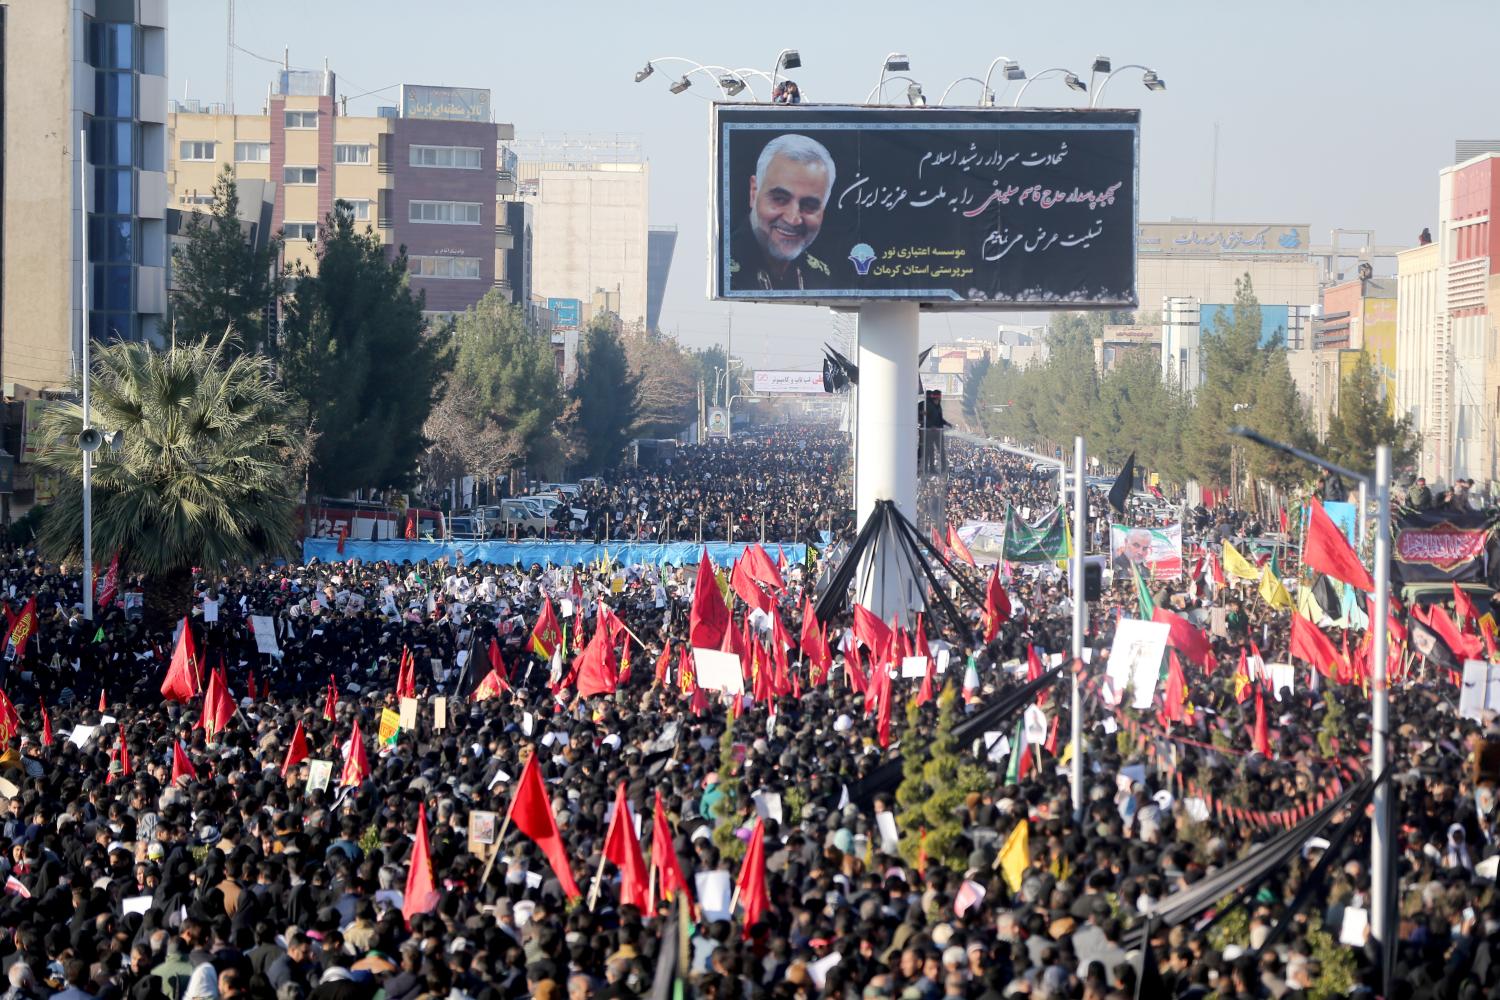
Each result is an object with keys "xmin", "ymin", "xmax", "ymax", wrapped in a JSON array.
[
  {"xmin": 1146, "ymin": 221, "xmax": 1319, "ymax": 391},
  {"xmin": 1396, "ymin": 152, "xmax": 1500, "ymax": 486},
  {"xmin": 168, "ymin": 76, "xmax": 516, "ymax": 322},
  {"xmin": 646, "ymin": 225, "xmax": 677, "ymax": 333},
  {"xmin": 510, "ymin": 135, "xmax": 650, "ymax": 330},
  {"xmin": 1093, "ymin": 324, "xmax": 1160, "ymax": 375},
  {"xmin": 1, "ymin": 0, "xmax": 170, "ymax": 393},
  {"xmin": 1301, "ymin": 277, "xmax": 1397, "ymax": 439}
]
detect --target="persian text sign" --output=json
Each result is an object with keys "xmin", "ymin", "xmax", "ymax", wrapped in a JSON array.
[
  {"xmin": 753, "ymin": 370, "xmax": 825, "ymax": 394},
  {"xmin": 712, "ymin": 105, "xmax": 1138, "ymax": 308}
]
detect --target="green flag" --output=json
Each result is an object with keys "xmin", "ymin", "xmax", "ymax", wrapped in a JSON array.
[
  {"xmin": 1131, "ymin": 560, "xmax": 1155, "ymax": 620},
  {"xmin": 1002, "ymin": 505, "xmax": 1070, "ymax": 563},
  {"xmin": 93, "ymin": 626, "xmax": 105, "ymax": 644},
  {"xmin": 1005, "ymin": 714, "xmax": 1026, "ymax": 784}
]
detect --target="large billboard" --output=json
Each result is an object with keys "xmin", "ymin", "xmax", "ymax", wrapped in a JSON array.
[
  {"xmin": 1199, "ymin": 303, "xmax": 1292, "ymax": 349},
  {"xmin": 711, "ymin": 105, "xmax": 1138, "ymax": 308},
  {"xmin": 547, "ymin": 297, "xmax": 582, "ymax": 331},
  {"xmin": 753, "ymin": 370, "xmax": 825, "ymax": 394},
  {"xmin": 1137, "ymin": 222, "xmax": 1310, "ymax": 256},
  {"xmin": 1109, "ymin": 523, "xmax": 1183, "ymax": 580}
]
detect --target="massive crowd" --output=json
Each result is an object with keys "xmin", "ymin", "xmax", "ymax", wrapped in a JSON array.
[{"xmin": 0, "ymin": 426, "xmax": 1492, "ymax": 1000}]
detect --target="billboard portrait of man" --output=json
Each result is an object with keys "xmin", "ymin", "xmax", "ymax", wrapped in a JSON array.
[
  {"xmin": 1112, "ymin": 527, "xmax": 1153, "ymax": 576},
  {"xmin": 729, "ymin": 133, "xmax": 836, "ymax": 292}
]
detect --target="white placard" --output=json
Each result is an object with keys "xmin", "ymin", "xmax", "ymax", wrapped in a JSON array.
[
  {"xmin": 936, "ymin": 648, "xmax": 951, "ymax": 674},
  {"xmin": 1268, "ymin": 663, "xmax": 1295, "ymax": 701},
  {"xmin": 250, "ymin": 615, "xmax": 280, "ymax": 656},
  {"xmin": 1023, "ymin": 705, "xmax": 1049, "ymax": 746},
  {"xmin": 752, "ymin": 791, "xmax": 783, "ymax": 825},
  {"xmin": 67, "ymin": 725, "xmax": 97, "ymax": 748},
  {"xmin": 875, "ymin": 811, "xmax": 900, "ymax": 854},
  {"xmin": 560, "ymin": 599, "xmax": 574, "ymax": 620},
  {"xmin": 808, "ymin": 952, "xmax": 842, "ymax": 989},
  {"xmin": 202, "ymin": 599, "xmax": 219, "ymax": 623},
  {"xmin": 900, "ymin": 656, "xmax": 929, "ymax": 679},
  {"xmin": 1460, "ymin": 659, "xmax": 1500, "ymax": 722},
  {"xmin": 1339, "ymin": 906, "xmax": 1369, "ymax": 947},
  {"xmin": 695, "ymin": 871, "xmax": 733, "ymax": 922},
  {"xmin": 1106, "ymin": 619, "xmax": 1169, "ymax": 710},
  {"xmin": 122, "ymin": 896, "xmax": 152, "ymax": 915},
  {"xmin": 693, "ymin": 648, "xmax": 744, "ymax": 695}
]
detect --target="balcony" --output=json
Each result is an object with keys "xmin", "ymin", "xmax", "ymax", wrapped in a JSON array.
[
  {"xmin": 494, "ymin": 224, "xmax": 514, "ymax": 250},
  {"xmin": 496, "ymin": 169, "xmax": 516, "ymax": 197}
]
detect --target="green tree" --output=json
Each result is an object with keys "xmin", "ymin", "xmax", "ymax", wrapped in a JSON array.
[
  {"xmin": 280, "ymin": 203, "xmax": 448, "ymax": 495},
  {"xmin": 711, "ymin": 718, "xmax": 747, "ymax": 862},
  {"xmin": 1323, "ymin": 353, "xmax": 1421, "ymax": 474},
  {"xmin": 170, "ymin": 167, "xmax": 282, "ymax": 354},
  {"xmin": 35, "ymin": 338, "xmax": 299, "ymax": 618},
  {"xmin": 694, "ymin": 345, "xmax": 729, "ymax": 405},
  {"xmin": 573, "ymin": 320, "xmax": 640, "ymax": 472},
  {"xmin": 961, "ymin": 356, "xmax": 990, "ymax": 423},
  {"xmin": 424, "ymin": 292, "xmax": 563, "ymax": 489},
  {"xmin": 1093, "ymin": 350, "xmax": 1187, "ymax": 479},
  {"xmin": 896, "ymin": 686, "xmax": 987, "ymax": 869}
]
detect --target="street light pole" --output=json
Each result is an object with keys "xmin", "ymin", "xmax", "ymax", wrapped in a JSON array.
[
  {"xmin": 1070, "ymin": 436, "xmax": 1086, "ymax": 818},
  {"xmin": 1232, "ymin": 427, "xmax": 1392, "ymax": 995},
  {"xmin": 79, "ymin": 128, "xmax": 94, "ymax": 622}
]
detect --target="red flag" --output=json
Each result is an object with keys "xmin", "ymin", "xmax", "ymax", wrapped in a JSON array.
[
  {"xmin": 197, "ymin": 668, "xmax": 234, "ymax": 740},
  {"xmin": 107, "ymin": 724, "xmax": 131, "ymax": 784},
  {"xmin": 1151, "ymin": 607, "xmax": 1216, "ymax": 672},
  {"xmin": 396, "ymin": 647, "xmax": 417, "ymax": 700},
  {"xmin": 603, "ymin": 782, "xmax": 650, "ymax": 912},
  {"xmin": 530, "ymin": 596, "xmax": 563, "ymax": 659},
  {"xmin": 1290, "ymin": 611, "xmax": 1344, "ymax": 678},
  {"xmin": 729, "ymin": 559, "xmax": 772, "ymax": 614},
  {"xmin": 677, "ymin": 645, "xmax": 696, "ymax": 696},
  {"xmin": 874, "ymin": 662, "xmax": 893, "ymax": 748},
  {"xmin": 505, "ymin": 754, "xmax": 581, "ymax": 900},
  {"xmin": 1483, "ymin": 617, "xmax": 1499, "ymax": 662},
  {"xmin": 1, "ymin": 597, "xmax": 36, "ymax": 665},
  {"xmin": 171, "ymin": 740, "xmax": 197, "ymax": 785},
  {"xmin": 1026, "ymin": 644, "xmax": 1044, "ymax": 685},
  {"xmin": 488, "ymin": 639, "xmax": 509, "ymax": 685},
  {"xmin": 574, "ymin": 626, "xmax": 619, "ymax": 699},
  {"xmin": 96, "ymin": 552, "xmax": 121, "ymax": 609},
  {"xmin": 947, "ymin": 524, "xmax": 977, "ymax": 567},
  {"xmin": 340, "ymin": 716, "xmax": 370, "ymax": 787},
  {"xmin": 1162, "ymin": 650, "xmax": 1187, "ymax": 724},
  {"xmin": 1044, "ymin": 716, "xmax": 1060, "ymax": 755},
  {"xmin": 799, "ymin": 600, "xmax": 831, "ymax": 679},
  {"xmin": 915, "ymin": 653, "xmax": 936, "ymax": 707},
  {"xmin": 1233, "ymin": 649, "xmax": 1252, "ymax": 704},
  {"xmin": 742, "ymin": 544, "xmax": 785, "ymax": 593},
  {"xmin": 618, "ymin": 643, "xmax": 634, "ymax": 687},
  {"xmin": 281, "ymin": 720, "xmax": 309, "ymax": 776},
  {"xmin": 160, "ymin": 618, "xmax": 200, "ymax": 703},
  {"xmin": 336, "ymin": 524, "xmax": 348, "ymax": 555},
  {"xmin": 404, "ymin": 510, "xmax": 417, "ymax": 540},
  {"xmin": 734, "ymin": 819, "xmax": 770, "ymax": 938},
  {"xmin": 39, "ymin": 697, "xmax": 52, "ymax": 748},
  {"xmin": 246, "ymin": 669, "xmax": 258, "ymax": 702},
  {"xmin": 98, "ymin": 688, "xmax": 107, "ymax": 714},
  {"xmin": 650, "ymin": 789, "xmax": 693, "ymax": 910},
  {"xmin": 472, "ymin": 664, "xmax": 510, "ymax": 701},
  {"xmin": 852, "ymin": 604, "xmax": 894, "ymax": 662},
  {"xmin": 1304, "ymin": 499, "xmax": 1374, "ymax": 592},
  {"xmin": 983, "ymin": 565, "xmax": 1012, "ymax": 642},
  {"xmin": 845, "ymin": 639, "xmax": 868, "ymax": 696},
  {"xmin": 323, "ymin": 674, "xmax": 339, "ymax": 721},
  {"xmin": 653, "ymin": 642, "xmax": 673, "ymax": 687},
  {"xmin": 1429, "ymin": 603, "xmax": 1483, "ymax": 661},
  {"xmin": 0, "ymin": 691, "xmax": 19, "ymax": 745},
  {"xmin": 1251, "ymin": 688, "xmax": 1271, "ymax": 757},
  {"xmin": 688, "ymin": 551, "xmax": 730, "ymax": 649},
  {"xmin": 597, "ymin": 603, "xmax": 630, "ymax": 649},
  {"xmin": 403, "ymin": 804, "xmax": 441, "ymax": 921},
  {"xmin": 1454, "ymin": 583, "xmax": 1481, "ymax": 631}
]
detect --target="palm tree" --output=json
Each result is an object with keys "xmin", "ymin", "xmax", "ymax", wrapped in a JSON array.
[{"xmin": 34, "ymin": 338, "xmax": 300, "ymax": 620}]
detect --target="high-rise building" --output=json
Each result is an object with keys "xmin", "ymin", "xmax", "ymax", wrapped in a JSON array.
[
  {"xmin": 169, "ymin": 77, "xmax": 515, "ymax": 322},
  {"xmin": 1, "ymin": 0, "xmax": 170, "ymax": 392},
  {"xmin": 645, "ymin": 225, "xmax": 677, "ymax": 332},
  {"xmin": 510, "ymin": 135, "xmax": 649, "ymax": 329}
]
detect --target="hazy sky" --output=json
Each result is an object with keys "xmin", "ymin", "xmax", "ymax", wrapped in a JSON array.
[{"xmin": 169, "ymin": 0, "xmax": 1495, "ymax": 369}]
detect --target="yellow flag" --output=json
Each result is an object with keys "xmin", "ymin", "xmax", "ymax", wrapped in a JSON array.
[
  {"xmin": 1059, "ymin": 741, "xmax": 1074, "ymax": 766},
  {"xmin": 1259, "ymin": 566, "xmax": 1293, "ymax": 610},
  {"xmin": 997, "ymin": 819, "xmax": 1030, "ymax": 893},
  {"xmin": 1222, "ymin": 540, "xmax": 1260, "ymax": 581}
]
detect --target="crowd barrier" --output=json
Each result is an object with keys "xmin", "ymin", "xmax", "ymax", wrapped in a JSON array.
[{"xmin": 302, "ymin": 538, "xmax": 809, "ymax": 568}]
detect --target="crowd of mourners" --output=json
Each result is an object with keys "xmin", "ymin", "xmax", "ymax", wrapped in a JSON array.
[{"xmin": 0, "ymin": 425, "xmax": 1495, "ymax": 1000}]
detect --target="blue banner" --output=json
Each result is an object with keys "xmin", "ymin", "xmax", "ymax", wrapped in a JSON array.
[{"xmin": 303, "ymin": 539, "xmax": 808, "ymax": 569}]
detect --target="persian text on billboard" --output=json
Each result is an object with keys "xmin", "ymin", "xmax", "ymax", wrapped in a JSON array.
[
  {"xmin": 753, "ymin": 371, "xmax": 825, "ymax": 394},
  {"xmin": 711, "ymin": 105, "xmax": 1138, "ymax": 308}
]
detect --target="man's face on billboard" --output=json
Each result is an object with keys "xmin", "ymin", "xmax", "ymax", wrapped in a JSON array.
[
  {"xmin": 749, "ymin": 154, "xmax": 829, "ymax": 263},
  {"xmin": 1125, "ymin": 532, "xmax": 1152, "ymax": 562}
]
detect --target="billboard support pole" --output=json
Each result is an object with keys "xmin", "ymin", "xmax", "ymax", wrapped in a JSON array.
[
  {"xmin": 855, "ymin": 302, "xmax": 919, "ymax": 620},
  {"xmin": 1070, "ymin": 436, "xmax": 1086, "ymax": 821}
]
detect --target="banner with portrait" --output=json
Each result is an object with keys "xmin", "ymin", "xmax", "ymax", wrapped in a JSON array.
[{"xmin": 1109, "ymin": 523, "xmax": 1183, "ymax": 581}]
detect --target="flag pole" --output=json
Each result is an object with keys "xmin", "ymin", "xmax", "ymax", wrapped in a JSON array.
[{"xmin": 1069, "ymin": 436, "xmax": 1086, "ymax": 821}]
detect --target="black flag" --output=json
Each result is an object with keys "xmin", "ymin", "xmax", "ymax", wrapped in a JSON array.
[
  {"xmin": 1108, "ymin": 453, "xmax": 1136, "ymax": 515},
  {"xmin": 1410, "ymin": 617, "xmax": 1460, "ymax": 672}
]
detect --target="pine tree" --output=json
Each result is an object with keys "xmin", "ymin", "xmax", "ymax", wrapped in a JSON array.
[
  {"xmin": 573, "ymin": 319, "xmax": 641, "ymax": 472},
  {"xmin": 170, "ymin": 167, "xmax": 282, "ymax": 354},
  {"xmin": 711, "ymin": 717, "xmax": 747, "ymax": 862},
  {"xmin": 1323, "ymin": 353, "xmax": 1421, "ymax": 474},
  {"xmin": 280, "ymin": 202, "xmax": 448, "ymax": 494}
]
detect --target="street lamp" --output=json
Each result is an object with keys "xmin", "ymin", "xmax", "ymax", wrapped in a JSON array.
[
  {"xmin": 1010, "ymin": 67, "xmax": 1087, "ymax": 105},
  {"xmin": 668, "ymin": 75, "xmax": 692, "ymax": 95},
  {"xmin": 1231, "ymin": 426, "xmax": 1392, "ymax": 996},
  {"xmin": 769, "ymin": 47, "xmax": 800, "ymax": 89},
  {"xmin": 906, "ymin": 82, "xmax": 926, "ymax": 107},
  {"xmin": 1090, "ymin": 64, "xmax": 1166, "ymax": 107},
  {"xmin": 1088, "ymin": 54, "xmax": 1111, "ymax": 94},
  {"xmin": 635, "ymin": 57, "xmax": 757, "ymax": 100},
  {"xmin": 866, "ymin": 74, "xmax": 925, "ymax": 106},
  {"xmin": 937, "ymin": 77, "xmax": 993, "ymax": 106},
  {"xmin": 869, "ymin": 52, "xmax": 910, "ymax": 103}
]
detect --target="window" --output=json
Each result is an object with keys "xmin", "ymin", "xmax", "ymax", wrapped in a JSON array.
[
  {"xmin": 180, "ymin": 194, "xmax": 215, "ymax": 206},
  {"xmin": 234, "ymin": 142, "xmax": 270, "ymax": 162},
  {"xmin": 336, "ymin": 199, "xmax": 370, "ymax": 221},
  {"xmin": 409, "ymin": 200, "xmax": 481, "ymax": 225},
  {"xmin": 284, "ymin": 110, "xmax": 318, "ymax": 129},
  {"xmin": 334, "ymin": 144, "xmax": 370, "ymax": 164},
  {"xmin": 178, "ymin": 141, "xmax": 216, "ymax": 162},
  {"xmin": 96, "ymin": 71, "xmax": 133, "ymax": 118},
  {"xmin": 409, "ymin": 145, "xmax": 481, "ymax": 169},
  {"xmin": 88, "ymin": 22, "xmax": 134, "ymax": 70},
  {"xmin": 92, "ymin": 121, "xmax": 135, "ymax": 167},
  {"xmin": 409, "ymin": 255, "xmax": 481, "ymax": 279},
  {"xmin": 284, "ymin": 166, "xmax": 317, "ymax": 185},
  {"xmin": 284, "ymin": 222, "xmax": 317, "ymax": 241}
]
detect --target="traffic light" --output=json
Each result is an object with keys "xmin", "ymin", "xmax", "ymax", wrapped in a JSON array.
[{"xmin": 1083, "ymin": 556, "xmax": 1105, "ymax": 600}]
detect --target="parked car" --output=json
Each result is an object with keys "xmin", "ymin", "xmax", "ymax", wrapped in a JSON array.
[
  {"xmin": 540, "ymin": 482, "xmax": 582, "ymax": 499},
  {"xmin": 447, "ymin": 516, "xmax": 488, "ymax": 540}
]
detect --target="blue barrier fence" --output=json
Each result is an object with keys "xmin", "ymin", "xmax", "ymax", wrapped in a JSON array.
[{"xmin": 303, "ymin": 539, "xmax": 809, "ymax": 568}]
